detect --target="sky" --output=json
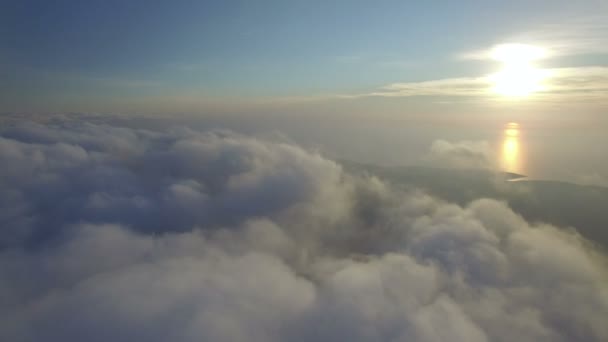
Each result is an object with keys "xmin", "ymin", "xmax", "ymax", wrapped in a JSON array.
[
  {"xmin": 1, "ymin": 2, "xmax": 608, "ymax": 342},
  {"xmin": 2, "ymin": 0, "xmax": 608, "ymax": 114}
]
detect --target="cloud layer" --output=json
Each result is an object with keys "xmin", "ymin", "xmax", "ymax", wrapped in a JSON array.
[
  {"xmin": 363, "ymin": 66, "xmax": 608, "ymax": 103},
  {"xmin": 0, "ymin": 121, "xmax": 607, "ymax": 342},
  {"xmin": 427, "ymin": 140, "xmax": 495, "ymax": 169}
]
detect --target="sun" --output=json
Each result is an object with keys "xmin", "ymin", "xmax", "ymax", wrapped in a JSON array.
[
  {"xmin": 488, "ymin": 44, "xmax": 549, "ymax": 97},
  {"xmin": 490, "ymin": 65, "xmax": 547, "ymax": 97}
]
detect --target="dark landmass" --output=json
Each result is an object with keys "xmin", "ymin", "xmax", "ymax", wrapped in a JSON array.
[{"xmin": 342, "ymin": 161, "xmax": 608, "ymax": 250}]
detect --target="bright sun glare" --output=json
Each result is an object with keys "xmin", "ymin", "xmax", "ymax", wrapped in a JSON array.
[{"xmin": 489, "ymin": 44, "xmax": 549, "ymax": 97}]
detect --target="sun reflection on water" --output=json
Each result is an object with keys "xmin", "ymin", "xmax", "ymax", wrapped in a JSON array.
[{"xmin": 501, "ymin": 122, "xmax": 523, "ymax": 175}]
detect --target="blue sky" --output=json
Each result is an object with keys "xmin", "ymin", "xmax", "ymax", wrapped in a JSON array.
[{"xmin": 2, "ymin": 0, "xmax": 607, "ymax": 114}]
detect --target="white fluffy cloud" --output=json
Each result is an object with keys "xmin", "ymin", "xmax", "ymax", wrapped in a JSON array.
[
  {"xmin": 427, "ymin": 139, "xmax": 495, "ymax": 169},
  {"xmin": 0, "ymin": 121, "xmax": 606, "ymax": 342}
]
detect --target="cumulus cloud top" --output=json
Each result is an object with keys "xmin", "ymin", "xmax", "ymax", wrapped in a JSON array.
[
  {"xmin": 0, "ymin": 121, "xmax": 607, "ymax": 342},
  {"xmin": 428, "ymin": 139, "xmax": 495, "ymax": 169}
]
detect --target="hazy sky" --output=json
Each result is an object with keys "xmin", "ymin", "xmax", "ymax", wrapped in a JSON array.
[
  {"xmin": 2, "ymin": 4, "xmax": 608, "ymax": 341},
  {"xmin": 2, "ymin": 0, "xmax": 608, "ymax": 114}
]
